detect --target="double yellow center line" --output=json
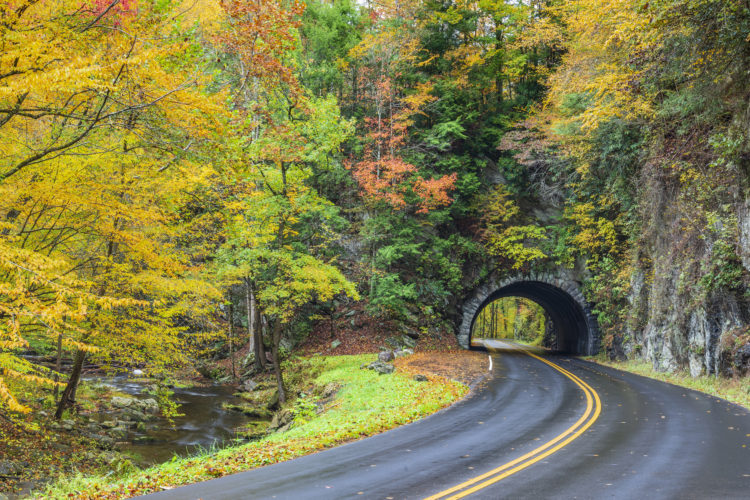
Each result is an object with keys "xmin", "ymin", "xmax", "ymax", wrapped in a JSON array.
[{"xmin": 425, "ymin": 346, "xmax": 602, "ymax": 500}]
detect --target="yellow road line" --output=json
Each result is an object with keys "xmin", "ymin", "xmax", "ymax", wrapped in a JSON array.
[{"xmin": 424, "ymin": 344, "xmax": 602, "ymax": 500}]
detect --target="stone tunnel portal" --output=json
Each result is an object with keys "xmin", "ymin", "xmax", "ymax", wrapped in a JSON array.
[{"xmin": 459, "ymin": 276, "xmax": 600, "ymax": 356}]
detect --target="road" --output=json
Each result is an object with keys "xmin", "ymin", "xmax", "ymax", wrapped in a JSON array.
[{"xmin": 144, "ymin": 340, "xmax": 750, "ymax": 499}]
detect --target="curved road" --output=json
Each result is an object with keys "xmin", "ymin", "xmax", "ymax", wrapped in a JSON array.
[{"xmin": 144, "ymin": 340, "xmax": 750, "ymax": 499}]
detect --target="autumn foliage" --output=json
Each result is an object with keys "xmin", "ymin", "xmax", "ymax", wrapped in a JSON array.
[{"xmin": 346, "ymin": 26, "xmax": 456, "ymax": 214}]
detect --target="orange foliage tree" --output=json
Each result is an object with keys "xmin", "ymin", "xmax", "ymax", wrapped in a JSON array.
[{"xmin": 346, "ymin": 19, "xmax": 456, "ymax": 214}]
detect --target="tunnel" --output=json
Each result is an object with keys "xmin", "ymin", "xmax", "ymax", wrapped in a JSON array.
[{"xmin": 458, "ymin": 274, "xmax": 600, "ymax": 356}]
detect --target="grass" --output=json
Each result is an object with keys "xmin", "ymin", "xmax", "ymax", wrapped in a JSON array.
[
  {"xmin": 40, "ymin": 354, "xmax": 468, "ymax": 499},
  {"xmin": 586, "ymin": 355, "xmax": 750, "ymax": 410}
]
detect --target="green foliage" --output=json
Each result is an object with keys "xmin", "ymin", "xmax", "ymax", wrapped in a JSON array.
[
  {"xmin": 699, "ymin": 217, "xmax": 746, "ymax": 295},
  {"xmin": 144, "ymin": 384, "xmax": 183, "ymax": 423},
  {"xmin": 368, "ymin": 273, "xmax": 418, "ymax": 318},
  {"xmin": 300, "ymin": 0, "xmax": 363, "ymax": 99},
  {"xmin": 582, "ymin": 257, "xmax": 632, "ymax": 351},
  {"xmin": 480, "ymin": 186, "xmax": 547, "ymax": 271}
]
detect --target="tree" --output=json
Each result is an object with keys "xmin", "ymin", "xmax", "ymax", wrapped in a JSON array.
[{"xmin": 1, "ymin": 0, "xmax": 228, "ymax": 415}]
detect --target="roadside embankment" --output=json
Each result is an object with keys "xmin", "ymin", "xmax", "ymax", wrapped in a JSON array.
[
  {"xmin": 586, "ymin": 356, "xmax": 750, "ymax": 410},
  {"xmin": 41, "ymin": 351, "xmax": 487, "ymax": 499}
]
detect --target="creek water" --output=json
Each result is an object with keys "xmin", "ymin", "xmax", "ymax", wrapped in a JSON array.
[{"xmin": 92, "ymin": 378, "xmax": 249, "ymax": 465}]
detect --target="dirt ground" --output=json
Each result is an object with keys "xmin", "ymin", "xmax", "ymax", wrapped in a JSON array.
[{"xmin": 394, "ymin": 350, "xmax": 489, "ymax": 385}]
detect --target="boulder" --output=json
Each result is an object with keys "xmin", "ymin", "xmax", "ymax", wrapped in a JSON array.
[
  {"xmin": 385, "ymin": 337, "xmax": 401, "ymax": 349},
  {"xmin": 404, "ymin": 330, "xmax": 421, "ymax": 340},
  {"xmin": 400, "ymin": 335, "xmax": 417, "ymax": 349},
  {"xmin": 100, "ymin": 420, "xmax": 117, "ymax": 429},
  {"xmin": 266, "ymin": 389, "xmax": 280, "ymax": 410},
  {"xmin": 378, "ymin": 350, "xmax": 394, "ymax": 362},
  {"xmin": 108, "ymin": 426, "xmax": 128, "ymax": 440},
  {"xmin": 223, "ymin": 403, "xmax": 272, "ymax": 420},
  {"xmin": 734, "ymin": 343, "xmax": 750, "ymax": 375},
  {"xmin": 393, "ymin": 348, "xmax": 413, "ymax": 358},
  {"xmin": 238, "ymin": 421, "xmax": 269, "ymax": 440},
  {"xmin": 320, "ymin": 382, "xmax": 339, "ymax": 399},
  {"xmin": 139, "ymin": 398, "xmax": 159, "ymax": 414},
  {"xmin": 331, "ymin": 339, "xmax": 342, "ymax": 350},
  {"xmin": 268, "ymin": 408, "xmax": 293, "ymax": 432},
  {"xmin": 367, "ymin": 361, "xmax": 395, "ymax": 375},
  {"xmin": 91, "ymin": 434, "xmax": 115, "ymax": 450},
  {"xmin": 133, "ymin": 398, "xmax": 159, "ymax": 415},
  {"xmin": 241, "ymin": 379, "xmax": 258, "ymax": 392},
  {"xmin": 0, "ymin": 460, "xmax": 22, "ymax": 477},
  {"xmin": 111, "ymin": 396, "xmax": 135, "ymax": 409},
  {"xmin": 122, "ymin": 408, "xmax": 149, "ymax": 422},
  {"xmin": 413, "ymin": 374, "xmax": 428, "ymax": 382}
]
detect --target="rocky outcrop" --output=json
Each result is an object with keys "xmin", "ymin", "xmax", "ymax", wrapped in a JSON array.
[
  {"xmin": 621, "ymin": 192, "xmax": 750, "ymax": 376},
  {"xmin": 267, "ymin": 409, "xmax": 294, "ymax": 434},
  {"xmin": 738, "ymin": 198, "xmax": 750, "ymax": 272}
]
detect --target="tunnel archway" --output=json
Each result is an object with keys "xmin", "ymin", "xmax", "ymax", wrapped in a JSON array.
[{"xmin": 458, "ymin": 272, "xmax": 600, "ymax": 355}]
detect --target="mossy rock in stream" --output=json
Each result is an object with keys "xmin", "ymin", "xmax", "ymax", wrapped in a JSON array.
[
  {"xmin": 235, "ymin": 388, "xmax": 277, "ymax": 407},
  {"xmin": 222, "ymin": 403, "xmax": 273, "ymax": 420},
  {"xmin": 237, "ymin": 421, "xmax": 270, "ymax": 440},
  {"xmin": 253, "ymin": 381, "xmax": 276, "ymax": 391}
]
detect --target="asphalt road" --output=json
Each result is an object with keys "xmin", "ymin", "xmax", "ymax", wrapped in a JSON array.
[{"xmin": 143, "ymin": 340, "xmax": 750, "ymax": 499}]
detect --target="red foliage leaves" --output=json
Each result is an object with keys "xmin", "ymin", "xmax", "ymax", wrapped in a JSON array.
[
  {"xmin": 88, "ymin": 0, "xmax": 137, "ymax": 20},
  {"xmin": 349, "ymin": 157, "xmax": 456, "ymax": 214}
]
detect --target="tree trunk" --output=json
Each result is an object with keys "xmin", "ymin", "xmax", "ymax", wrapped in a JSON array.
[
  {"xmin": 490, "ymin": 303, "xmax": 495, "ymax": 338},
  {"xmin": 54, "ymin": 349, "xmax": 85, "ymax": 419},
  {"xmin": 330, "ymin": 311, "xmax": 335, "ymax": 339},
  {"xmin": 229, "ymin": 300, "xmax": 237, "ymax": 382},
  {"xmin": 271, "ymin": 320, "xmax": 286, "ymax": 404},
  {"xmin": 54, "ymin": 332, "xmax": 62, "ymax": 401},
  {"xmin": 246, "ymin": 279, "xmax": 254, "ymax": 353},
  {"xmin": 495, "ymin": 24, "xmax": 504, "ymax": 106},
  {"xmin": 246, "ymin": 279, "xmax": 264, "ymax": 371},
  {"xmin": 258, "ymin": 314, "xmax": 268, "ymax": 370}
]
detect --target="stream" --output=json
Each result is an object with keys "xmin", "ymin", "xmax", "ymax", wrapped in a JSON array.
[{"xmin": 91, "ymin": 377, "xmax": 249, "ymax": 465}]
